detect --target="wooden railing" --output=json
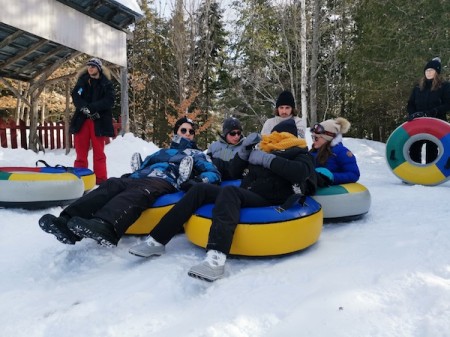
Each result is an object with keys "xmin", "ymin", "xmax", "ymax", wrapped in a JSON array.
[{"xmin": 0, "ymin": 118, "xmax": 122, "ymax": 150}]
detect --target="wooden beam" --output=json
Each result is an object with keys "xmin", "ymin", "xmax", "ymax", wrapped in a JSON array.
[
  {"xmin": 0, "ymin": 39, "xmax": 48, "ymax": 68},
  {"xmin": 0, "ymin": 30, "xmax": 23, "ymax": 49},
  {"xmin": 20, "ymin": 45, "xmax": 67, "ymax": 74},
  {"xmin": 0, "ymin": 77, "xmax": 31, "ymax": 107}
]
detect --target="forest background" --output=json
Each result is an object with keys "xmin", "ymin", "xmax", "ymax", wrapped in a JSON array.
[{"xmin": 1, "ymin": 0, "xmax": 450, "ymax": 150}]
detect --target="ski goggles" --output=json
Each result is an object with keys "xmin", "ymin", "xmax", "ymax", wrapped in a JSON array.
[{"xmin": 310, "ymin": 123, "xmax": 336, "ymax": 137}]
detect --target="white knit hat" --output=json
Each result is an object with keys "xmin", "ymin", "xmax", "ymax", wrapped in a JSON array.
[{"xmin": 318, "ymin": 117, "xmax": 351, "ymax": 144}]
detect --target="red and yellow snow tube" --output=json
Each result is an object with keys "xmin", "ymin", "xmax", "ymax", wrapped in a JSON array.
[{"xmin": 386, "ymin": 118, "xmax": 450, "ymax": 185}]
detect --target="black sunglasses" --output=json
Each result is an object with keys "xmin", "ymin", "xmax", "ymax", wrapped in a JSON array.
[
  {"xmin": 180, "ymin": 127, "xmax": 195, "ymax": 135},
  {"xmin": 310, "ymin": 123, "xmax": 336, "ymax": 137},
  {"xmin": 228, "ymin": 131, "xmax": 241, "ymax": 137}
]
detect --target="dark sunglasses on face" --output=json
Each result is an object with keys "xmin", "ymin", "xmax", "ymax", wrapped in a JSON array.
[
  {"xmin": 228, "ymin": 131, "xmax": 241, "ymax": 137},
  {"xmin": 310, "ymin": 123, "xmax": 336, "ymax": 137},
  {"xmin": 180, "ymin": 127, "xmax": 195, "ymax": 135}
]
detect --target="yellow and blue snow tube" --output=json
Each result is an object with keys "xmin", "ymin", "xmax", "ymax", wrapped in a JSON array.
[{"xmin": 184, "ymin": 196, "xmax": 323, "ymax": 257}]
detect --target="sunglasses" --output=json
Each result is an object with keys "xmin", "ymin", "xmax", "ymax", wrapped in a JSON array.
[
  {"xmin": 228, "ymin": 131, "xmax": 241, "ymax": 137},
  {"xmin": 310, "ymin": 123, "xmax": 336, "ymax": 137},
  {"xmin": 180, "ymin": 128, "xmax": 195, "ymax": 135}
]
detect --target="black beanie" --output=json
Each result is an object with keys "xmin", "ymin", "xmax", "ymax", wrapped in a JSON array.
[
  {"xmin": 222, "ymin": 117, "xmax": 242, "ymax": 137},
  {"xmin": 276, "ymin": 90, "xmax": 295, "ymax": 109},
  {"xmin": 271, "ymin": 119, "xmax": 298, "ymax": 137},
  {"xmin": 424, "ymin": 57, "xmax": 441, "ymax": 74},
  {"xmin": 173, "ymin": 117, "xmax": 195, "ymax": 134}
]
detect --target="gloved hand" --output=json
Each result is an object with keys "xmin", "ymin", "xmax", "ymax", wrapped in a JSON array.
[
  {"xmin": 238, "ymin": 132, "xmax": 261, "ymax": 160},
  {"xmin": 315, "ymin": 167, "xmax": 334, "ymax": 185},
  {"xmin": 179, "ymin": 178, "xmax": 202, "ymax": 192},
  {"xmin": 425, "ymin": 109, "xmax": 437, "ymax": 117},
  {"xmin": 80, "ymin": 106, "xmax": 91, "ymax": 115},
  {"xmin": 248, "ymin": 150, "xmax": 276, "ymax": 169},
  {"xmin": 407, "ymin": 111, "xmax": 426, "ymax": 121},
  {"xmin": 88, "ymin": 112, "xmax": 100, "ymax": 120}
]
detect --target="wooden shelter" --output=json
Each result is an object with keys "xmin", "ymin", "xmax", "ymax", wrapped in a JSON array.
[{"xmin": 0, "ymin": 0, "xmax": 142, "ymax": 151}]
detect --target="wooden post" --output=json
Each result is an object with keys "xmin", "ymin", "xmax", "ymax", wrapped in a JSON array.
[
  {"xmin": 64, "ymin": 78, "xmax": 71, "ymax": 155},
  {"xmin": 120, "ymin": 66, "xmax": 129, "ymax": 135}
]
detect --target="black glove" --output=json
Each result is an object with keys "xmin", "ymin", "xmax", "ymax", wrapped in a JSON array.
[
  {"xmin": 317, "ymin": 173, "xmax": 333, "ymax": 187},
  {"xmin": 407, "ymin": 111, "xmax": 425, "ymax": 121},
  {"xmin": 425, "ymin": 109, "xmax": 437, "ymax": 117},
  {"xmin": 179, "ymin": 178, "xmax": 202, "ymax": 192},
  {"xmin": 88, "ymin": 112, "xmax": 100, "ymax": 120}
]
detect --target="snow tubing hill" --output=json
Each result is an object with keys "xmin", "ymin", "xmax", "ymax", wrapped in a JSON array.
[
  {"xmin": 311, "ymin": 183, "xmax": 371, "ymax": 222},
  {"xmin": 184, "ymin": 197, "xmax": 323, "ymax": 257},
  {"xmin": 386, "ymin": 118, "xmax": 450, "ymax": 185},
  {"xmin": 0, "ymin": 166, "xmax": 95, "ymax": 209}
]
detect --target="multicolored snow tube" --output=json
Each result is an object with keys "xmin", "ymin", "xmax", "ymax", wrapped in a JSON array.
[{"xmin": 386, "ymin": 118, "xmax": 450, "ymax": 185}]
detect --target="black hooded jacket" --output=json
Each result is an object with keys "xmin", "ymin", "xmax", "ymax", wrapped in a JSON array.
[
  {"xmin": 70, "ymin": 71, "xmax": 115, "ymax": 137},
  {"xmin": 229, "ymin": 146, "xmax": 317, "ymax": 205},
  {"xmin": 407, "ymin": 80, "xmax": 450, "ymax": 121}
]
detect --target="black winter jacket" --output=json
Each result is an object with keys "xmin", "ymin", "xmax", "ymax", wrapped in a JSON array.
[
  {"xmin": 407, "ymin": 80, "xmax": 450, "ymax": 121},
  {"xmin": 229, "ymin": 146, "xmax": 317, "ymax": 205},
  {"xmin": 70, "ymin": 71, "xmax": 115, "ymax": 137}
]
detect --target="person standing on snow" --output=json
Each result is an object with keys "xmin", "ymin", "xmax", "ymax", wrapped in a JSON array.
[
  {"xmin": 70, "ymin": 58, "xmax": 115, "ymax": 185},
  {"xmin": 406, "ymin": 57, "xmax": 450, "ymax": 163},
  {"xmin": 261, "ymin": 90, "xmax": 305, "ymax": 139},
  {"xmin": 38, "ymin": 117, "xmax": 221, "ymax": 248}
]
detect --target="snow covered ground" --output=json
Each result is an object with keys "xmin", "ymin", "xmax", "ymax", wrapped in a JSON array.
[{"xmin": 1, "ymin": 132, "xmax": 449, "ymax": 337}]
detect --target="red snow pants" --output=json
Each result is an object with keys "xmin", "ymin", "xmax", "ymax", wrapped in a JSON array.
[{"xmin": 74, "ymin": 119, "xmax": 108, "ymax": 184}]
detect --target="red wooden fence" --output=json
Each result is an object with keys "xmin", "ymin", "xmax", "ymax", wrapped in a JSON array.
[{"xmin": 0, "ymin": 118, "xmax": 122, "ymax": 150}]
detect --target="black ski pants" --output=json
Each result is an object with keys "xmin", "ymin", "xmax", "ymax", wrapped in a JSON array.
[
  {"xmin": 62, "ymin": 177, "xmax": 175, "ymax": 237},
  {"xmin": 150, "ymin": 183, "xmax": 272, "ymax": 255}
]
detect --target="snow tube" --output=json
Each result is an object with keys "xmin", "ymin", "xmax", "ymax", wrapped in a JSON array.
[
  {"xmin": 184, "ymin": 197, "xmax": 323, "ymax": 257},
  {"xmin": 312, "ymin": 183, "xmax": 371, "ymax": 222},
  {"xmin": 126, "ymin": 191, "xmax": 185, "ymax": 235},
  {"xmin": 0, "ymin": 167, "xmax": 86, "ymax": 209},
  {"xmin": 386, "ymin": 118, "xmax": 450, "ymax": 185},
  {"xmin": 126, "ymin": 180, "xmax": 242, "ymax": 235},
  {"xmin": 0, "ymin": 166, "xmax": 95, "ymax": 192}
]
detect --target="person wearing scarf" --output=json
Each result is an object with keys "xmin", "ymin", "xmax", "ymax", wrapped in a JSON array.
[{"xmin": 129, "ymin": 118, "xmax": 318, "ymax": 282}]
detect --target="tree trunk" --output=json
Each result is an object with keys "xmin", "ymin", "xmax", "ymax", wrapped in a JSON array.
[
  {"xmin": 309, "ymin": 0, "xmax": 321, "ymax": 126},
  {"xmin": 300, "ymin": 0, "xmax": 308, "ymax": 130}
]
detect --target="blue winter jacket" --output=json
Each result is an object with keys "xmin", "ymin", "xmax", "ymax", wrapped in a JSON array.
[
  {"xmin": 310, "ymin": 142, "xmax": 360, "ymax": 185},
  {"xmin": 130, "ymin": 135, "xmax": 221, "ymax": 188}
]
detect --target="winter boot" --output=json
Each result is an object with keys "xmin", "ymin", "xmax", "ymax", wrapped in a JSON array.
[
  {"xmin": 38, "ymin": 214, "xmax": 80, "ymax": 245},
  {"xmin": 188, "ymin": 250, "xmax": 226, "ymax": 282},
  {"xmin": 177, "ymin": 155, "xmax": 194, "ymax": 186},
  {"xmin": 130, "ymin": 152, "xmax": 143, "ymax": 172},
  {"xmin": 67, "ymin": 216, "xmax": 119, "ymax": 247},
  {"xmin": 129, "ymin": 236, "xmax": 165, "ymax": 258}
]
